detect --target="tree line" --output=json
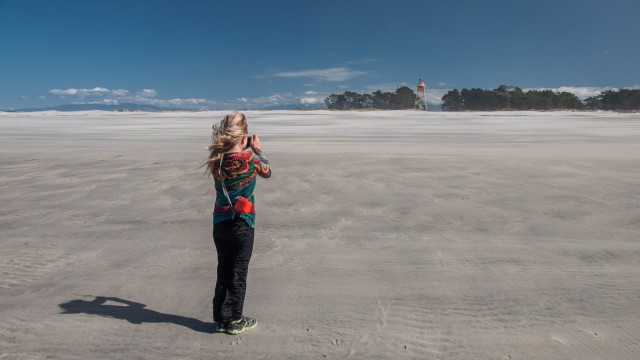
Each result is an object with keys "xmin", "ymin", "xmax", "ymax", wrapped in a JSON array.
[
  {"xmin": 324, "ymin": 86, "xmax": 417, "ymax": 110},
  {"xmin": 442, "ymin": 85, "xmax": 640, "ymax": 111},
  {"xmin": 584, "ymin": 89, "xmax": 640, "ymax": 111},
  {"xmin": 441, "ymin": 85, "xmax": 584, "ymax": 111},
  {"xmin": 324, "ymin": 85, "xmax": 640, "ymax": 111}
]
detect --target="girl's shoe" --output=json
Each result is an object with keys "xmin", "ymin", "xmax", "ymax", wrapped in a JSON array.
[
  {"xmin": 225, "ymin": 316, "xmax": 257, "ymax": 335},
  {"xmin": 212, "ymin": 321, "xmax": 227, "ymax": 333}
]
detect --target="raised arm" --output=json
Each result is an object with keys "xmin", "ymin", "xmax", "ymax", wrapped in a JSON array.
[{"xmin": 252, "ymin": 147, "xmax": 271, "ymax": 178}]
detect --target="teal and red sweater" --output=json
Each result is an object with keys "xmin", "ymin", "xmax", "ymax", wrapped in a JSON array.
[{"xmin": 213, "ymin": 147, "xmax": 271, "ymax": 228}]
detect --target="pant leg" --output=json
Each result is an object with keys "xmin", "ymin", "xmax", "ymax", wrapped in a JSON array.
[
  {"xmin": 212, "ymin": 237, "xmax": 232, "ymax": 322},
  {"xmin": 212, "ymin": 218, "xmax": 254, "ymax": 323},
  {"xmin": 228, "ymin": 219, "xmax": 254, "ymax": 320}
]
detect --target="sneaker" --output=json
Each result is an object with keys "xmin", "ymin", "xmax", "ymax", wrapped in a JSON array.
[
  {"xmin": 225, "ymin": 316, "xmax": 257, "ymax": 335},
  {"xmin": 212, "ymin": 321, "xmax": 227, "ymax": 333}
]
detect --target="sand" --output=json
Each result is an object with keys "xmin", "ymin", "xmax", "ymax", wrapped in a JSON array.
[{"xmin": 1, "ymin": 110, "xmax": 639, "ymax": 359}]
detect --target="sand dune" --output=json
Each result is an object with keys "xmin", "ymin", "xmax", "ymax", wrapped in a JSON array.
[{"xmin": 1, "ymin": 110, "xmax": 639, "ymax": 359}]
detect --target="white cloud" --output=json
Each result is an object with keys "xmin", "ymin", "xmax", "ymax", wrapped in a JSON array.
[
  {"xmin": 236, "ymin": 94, "xmax": 322, "ymax": 108},
  {"xmin": 275, "ymin": 67, "xmax": 366, "ymax": 82},
  {"xmin": 425, "ymin": 88, "xmax": 450, "ymax": 105},
  {"xmin": 364, "ymin": 82, "xmax": 408, "ymax": 93},
  {"xmin": 49, "ymin": 87, "xmax": 131, "ymax": 98},
  {"xmin": 76, "ymin": 99, "xmax": 120, "ymax": 105},
  {"xmin": 110, "ymin": 89, "xmax": 130, "ymax": 97},
  {"xmin": 20, "ymin": 95, "xmax": 27, "ymax": 100},
  {"xmin": 168, "ymin": 98, "xmax": 210, "ymax": 105},
  {"xmin": 49, "ymin": 88, "xmax": 78, "ymax": 96},
  {"xmin": 38, "ymin": 95, "xmax": 46, "ymax": 99},
  {"xmin": 345, "ymin": 58, "xmax": 380, "ymax": 64},
  {"xmin": 305, "ymin": 90, "xmax": 318, "ymax": 95},
  {"xmin": 224, "ymin": 92, "xmax": 330, "ymax": 108},
  {"xmin": 47, "ymin": 86, "xmax": 217, "ymax": 109},
  {"xmin": 137, "ymin": 89, "xmax": 157, "ymax": 98},
  {"xmin": 300, "ymin": 97, "xmax": 321, "ymax": 105},
  {"xmin": 78, "ymin": 97, "xmax": 217, "ymax": 108},
  {"xmin": 252, "ymin": 94, "xmax": 287, "ymax": 104}
]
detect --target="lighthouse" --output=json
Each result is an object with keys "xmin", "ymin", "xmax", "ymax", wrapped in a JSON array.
[{"xmin": 415, "ymin": 78, "xmax": 427, "ymax": 111}]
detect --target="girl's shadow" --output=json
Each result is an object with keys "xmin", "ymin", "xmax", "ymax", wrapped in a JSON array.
[{"xmin": 58, "ymin": 296, "xmax": 213, "ymax": 334}]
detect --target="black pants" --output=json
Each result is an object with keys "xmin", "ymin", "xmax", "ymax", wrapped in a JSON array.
[{"xmin": 212, "ymin": 217, "xmax": 254, "ymax": 323}]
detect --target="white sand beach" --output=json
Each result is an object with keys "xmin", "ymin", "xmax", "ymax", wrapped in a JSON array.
[{"xmin": 1, "ymin": 110, "xmax": 639, "ymax": 359}]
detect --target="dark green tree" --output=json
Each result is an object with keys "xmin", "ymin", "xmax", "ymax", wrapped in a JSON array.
[
  {"xmin": 392, "ymin": 86, "xmax": 417, "ymax": 109},
  {"xmin": 584, "ymin": 94, "xmax": 603, "ymax": 110},
  {"xmin": 441, "ymin": 85, "xmax": 584, "ymax": 111},
  {"xmin": 371, "ymin": 90, "xmax": 393, "ymax": 109},
  {"xmin": 584, "ymin": 89, "xmax": 640, "ymax": 110},
  {"xmin": 555, "ymin": 92, "xmax": 584, "ymax": 109},
  {"xmin": 601, "ymin": 89, "xmax": 640, "ymax": 110},
  {"xmin": 441, "ymin": 89, "xmax": 463, "ymax": 111},
  {"xmin": 510, "ymin": 87, "xmax": 527, "ymax": 110},
  {"xmin": 325, "ymin": 86, "xmax": 418, "ymax": 110},
  {"xmin": 525, "ymin": 90, "xmax": 555, "ymax": 110},
  {"xmin": 324, "ymin": 94, "xmax": 349, "ymax": 110},
  {"xmin": 460, "ymin": 88, "xmax": 503, "ymax": 110},
  {"xmin": 494, "ymin": 85, "xmax": 513, "ymax": 109}
]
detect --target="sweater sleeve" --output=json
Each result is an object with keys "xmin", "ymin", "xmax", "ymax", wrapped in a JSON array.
[{"xmin": 252, "ymin": 148, "xmax": 271, "ymax": 178}]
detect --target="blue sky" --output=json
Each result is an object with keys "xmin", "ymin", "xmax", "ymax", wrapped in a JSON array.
[{"xmin": 1, "ymin": 0, "xmax": 639, "ymax": 109}]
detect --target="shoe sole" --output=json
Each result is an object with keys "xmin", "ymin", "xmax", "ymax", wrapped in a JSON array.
[
  {"xmin": 225, "ymin": 321, "xmax": 257, "ymax": 335},
  {"xmin": 213, "ymin": 324, "xmax": 226, "ymax": 333}
]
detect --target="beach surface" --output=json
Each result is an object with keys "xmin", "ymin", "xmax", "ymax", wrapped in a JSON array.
[{"xmin": 1, "ymin": 110, "xmax": 639, "ymax": 359}]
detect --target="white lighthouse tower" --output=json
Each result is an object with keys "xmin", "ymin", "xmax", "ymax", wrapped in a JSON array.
[{"xmin": 415, "ymin": 78, "xmax": 427, "ymax": 111}]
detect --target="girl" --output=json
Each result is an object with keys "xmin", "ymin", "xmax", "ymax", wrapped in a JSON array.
[{"xmin": 205, "ymin": 113, "xmax": 271, "ymax": 335}]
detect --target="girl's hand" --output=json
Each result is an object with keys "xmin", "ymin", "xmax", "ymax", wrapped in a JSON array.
[{"xmin": 251, "ymin": 134, "xmax": 261, "ymax": 150}]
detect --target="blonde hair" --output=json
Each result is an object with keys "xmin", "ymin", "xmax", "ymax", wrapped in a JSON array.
[{"xmin": 204, "ymin": 113, "xmax": 248, "ymax": 177}]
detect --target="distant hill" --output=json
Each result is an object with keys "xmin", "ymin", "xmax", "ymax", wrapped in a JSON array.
[
  {"xmin": 260, "ymin": 103, "xmax": 326, "ymax": 110},
  {"xmin": 8, "ymin": 103, "xmax": 180, "ymax": 112},
  {"xmin": 2, "ymin": 102, "xmax": 331, "ymax": 112}
]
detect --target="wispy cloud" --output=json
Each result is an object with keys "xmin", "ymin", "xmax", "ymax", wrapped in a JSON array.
[
  {"xmin": 363, "ymin": 82, "xmax": 408, "ymax": 93},
  {"xmin": 48, "ymin": 86, "xmax": 216, "ymax": 109},
  {"xmin": 425, "ymin": 88, "xmax": 450, "ymax": 105},
  {"xmin": 78, "ymin": 99, "xmax": 120, "ymax": 105},
  {"xmin": 50, "ymin": 87, "xmax": 130, "ymax": 98},
  {"xmin": 275, "ymin": 67, "xmax": 366, "ymax": 82},
  {"xmin": 227, "ymin": 91, "xmax": 329, "ymax": 108},
  {"xmin": 137, "ymin": 89, "xmax": 157, "ymax": 98},
  {"xmin": 345, "ymin": 58, "xmax": 380, "ymax": 65},
  {"xmin": 300, "ymin": 97, "xmax": 322, "ymax": 105},
  {"xmin": 226, "ymin": 93, "xmax": 295, "ymax": 108}
]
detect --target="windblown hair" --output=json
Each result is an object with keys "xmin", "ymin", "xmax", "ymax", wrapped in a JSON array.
[{"xmin": 204, "ymin": 113, "xmax": 248, "ymax": 177}]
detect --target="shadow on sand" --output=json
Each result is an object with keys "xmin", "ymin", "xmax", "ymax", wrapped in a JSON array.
[{"xmin": 58, "ymin": 296, "xmax": 213, "ymax": 334}]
